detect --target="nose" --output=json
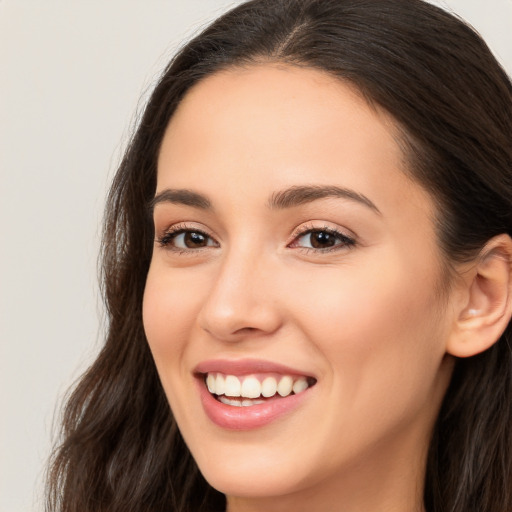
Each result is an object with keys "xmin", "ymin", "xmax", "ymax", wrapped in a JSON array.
[{"xmin": 197, "ymin": 249, "xmax": 283, "ymax": 342}]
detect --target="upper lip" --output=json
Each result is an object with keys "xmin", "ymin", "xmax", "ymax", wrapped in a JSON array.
[{"xmin": 194, "ymin": 358, "xmax": 315, "ymax": 378}]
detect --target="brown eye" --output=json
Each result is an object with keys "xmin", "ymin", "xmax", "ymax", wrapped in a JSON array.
[
  {"xmin": 292, "ymin": 229, "xmax": 355, "ymax": 251},
  {"xmin": 182, "ymin": 231, "xmax": 209, "ymax": 248},
  {"xmin": 160, "ymin": 229, "xmax": 218, "ymax": 250},
  {"xmin": 308, "ymin": 231, "xmax": 337, "ymax": 248}
]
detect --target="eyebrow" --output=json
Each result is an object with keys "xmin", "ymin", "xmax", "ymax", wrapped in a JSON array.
[
  {"xmin": 150, "ymin": 184, "xmax": 380, "ymax": 215},
  {"xmin": 150, "ymin": 189, "xmax": 212, "ymax": 211},
  {"xmin": 268, "ymin": 185, "xmax": 381, "ymax": 214}
]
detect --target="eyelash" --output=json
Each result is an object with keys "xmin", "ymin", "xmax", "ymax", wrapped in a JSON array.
[
  {"xmin": 289, "ymin": 224, "xmax": 356, "ymax": 253},
  {"xmin": 156, "ymin": 223, "xmax": 217, "ymax": 254},
  {"xmin": 156, "ymin": 223, "xmax": 356, "ymax": 254}
]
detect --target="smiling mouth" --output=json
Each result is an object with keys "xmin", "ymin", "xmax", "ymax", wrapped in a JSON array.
[{"xmin": 204, "ymin": 372, "xmax": 317, "ymax": 407}]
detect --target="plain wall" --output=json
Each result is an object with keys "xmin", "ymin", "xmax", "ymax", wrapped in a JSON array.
[{"xmin": 1, "ymin": 1, "xmax": 511, "ymax": 511}]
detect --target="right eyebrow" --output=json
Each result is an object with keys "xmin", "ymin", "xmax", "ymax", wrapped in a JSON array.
[
  {"xmin": 267, "ymin": 184, "xmax": 381, "ymax": 214},
  {"xmin": 149, "ymin": 188, "xmax": 212, "ymax": 211}
]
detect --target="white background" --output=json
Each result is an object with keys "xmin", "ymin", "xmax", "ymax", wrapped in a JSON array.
[{"xmin": 1, "ymin": 1, "xmax": 511, "ymax": 511}]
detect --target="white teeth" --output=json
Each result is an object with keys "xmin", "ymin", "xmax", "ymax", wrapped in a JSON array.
[
  {"xmin": 242, "ymin": 399, "xmax": 264, "ymax": 406},
  {"xmin": 224, "ymin": 375, "xmax": 241, "ymax": 397},
  {"xmin": 219, "ymin": 396, "xmax": 265, "ymax": 407},
  {"xmin": 206, "ymin": 373, "xmax": 216, "ymax": 393},
  {"xmin": 215, "ymin": 374, "xmax": 225, "ymax": 396},
  {"xmin": 206, "ymin": 372, "xmax": 312, "ymax": 400},
  {"xmin": 241, "ymin": 376, "xmax": 261, "ymax": 399},
  {"xmin": 292, "ymin": 377, "xmax": 308, "ymax": 394},
  {"xmin": 277, "ymin": 375, "xmax": 293, "ymax": 397},
  {"xmin": 219, "ymin": 396, "xmax": 241, "ymax": 406},
  {"xmin": 261, "ymin": 377, "xmax": 277, "ymax": 397}
]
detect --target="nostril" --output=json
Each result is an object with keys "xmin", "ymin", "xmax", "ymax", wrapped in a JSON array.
[{"xmin": 197, "ymin": 293, "xmax": 283, "ymax": 341}]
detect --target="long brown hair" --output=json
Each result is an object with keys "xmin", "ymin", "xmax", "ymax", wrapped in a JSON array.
[{"xmin": 46, "ymin": 1, "xmax": 512, "ymax": 511}]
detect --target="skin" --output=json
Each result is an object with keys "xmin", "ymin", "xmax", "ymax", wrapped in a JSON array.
[{"xmin": 142, "ymin": 64, "xmax": 459, "ymax": 512}]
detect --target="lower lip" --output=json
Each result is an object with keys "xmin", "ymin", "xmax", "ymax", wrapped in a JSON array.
[{"xmin": 197, "ymin": 378, "xmax": 312, "ymax": 430}]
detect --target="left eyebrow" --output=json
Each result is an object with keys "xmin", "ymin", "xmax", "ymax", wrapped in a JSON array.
[
  {"xmin": 267, "ymin": 185, "xmax": 381, "ymax": 214},
  {"xmin": 149, "ymin": 188, "xmax": 212, "ymax": 211}
]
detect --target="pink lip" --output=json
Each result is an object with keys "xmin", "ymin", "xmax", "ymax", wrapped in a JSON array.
[
  {"xmin": 194, "ymin": 359, "xmax": 316, "ymax": 431},
  {"xmin": 194, "ymin": 358, "xmax": 314, "ymax": 378}
]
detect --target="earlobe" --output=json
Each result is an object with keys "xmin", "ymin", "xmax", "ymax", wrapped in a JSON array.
[{"xmin": 447, "ymin": 234, "xmax": 512, "ymax": 358}]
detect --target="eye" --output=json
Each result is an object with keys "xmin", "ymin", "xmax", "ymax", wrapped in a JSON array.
[
  {"xmin": 157, "ymin": 227, "xmax": 219, "ymax": 251},
  {"xmin": 290, "ymin": 227, "xmax": 355, "ymax": 252},
  {"xmin": 171, "ymin": 231, "xmax": 216, "ymax": 249}
]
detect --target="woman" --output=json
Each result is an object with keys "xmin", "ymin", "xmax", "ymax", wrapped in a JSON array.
[{"xmin": 46, "ymin": 0, "xmax": 512, "ymax": 511}]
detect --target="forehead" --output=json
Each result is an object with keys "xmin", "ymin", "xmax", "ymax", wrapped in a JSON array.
[
  {"xmin": 157, "ymin": 64, "xmax": 433, "ymax": 221},
  {"xmin": 161, "ymin": 64, "xmax": 400, "ymax": 171}
]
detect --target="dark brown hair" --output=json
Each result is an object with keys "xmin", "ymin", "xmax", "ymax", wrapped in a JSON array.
[{"xmin": 46, "ymin": 1, "xmax": 512, "ymax": 511}]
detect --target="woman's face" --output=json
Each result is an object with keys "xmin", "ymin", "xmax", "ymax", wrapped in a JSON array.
[{"xmin": 143, "ymin": 64, "xmax": 456, "ymax": 508}]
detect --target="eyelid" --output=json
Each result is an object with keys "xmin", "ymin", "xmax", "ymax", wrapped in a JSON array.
[
  {"xmin": 154, "ymin": 220, "xmax": 356, "ymax": 255},
  {"xmin": 287, "ymin": 222, "xmax": 357, "ymax": 251},
  {"xmin": 289, "ymin": 221, "xmax": 355, "ymax": 240},
  {"xmin": 156, "ymin": 222, "xmax": 220, "ymax": 249}
]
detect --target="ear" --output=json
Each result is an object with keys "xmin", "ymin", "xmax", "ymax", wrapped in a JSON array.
[{"xmin": 447, "ymin": 234, "xmax": 512, "ymax": 358}]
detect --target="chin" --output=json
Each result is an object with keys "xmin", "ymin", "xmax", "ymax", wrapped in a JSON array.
[
  {"xmin": 189, "ymin": 445, "xmax": 312, "ymax": 498},
  {"xmin": 199, "ymin": 460, "xmax": 306, "ymax": 499}
]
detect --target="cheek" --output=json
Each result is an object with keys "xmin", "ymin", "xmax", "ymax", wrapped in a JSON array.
[
  {"xmin": 142, "ymin": 264, "xmax": 203, "ymax": 369},
  {"xmin": 287, "ymin": 254, "xmax": 447, "ymax": 412}
]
